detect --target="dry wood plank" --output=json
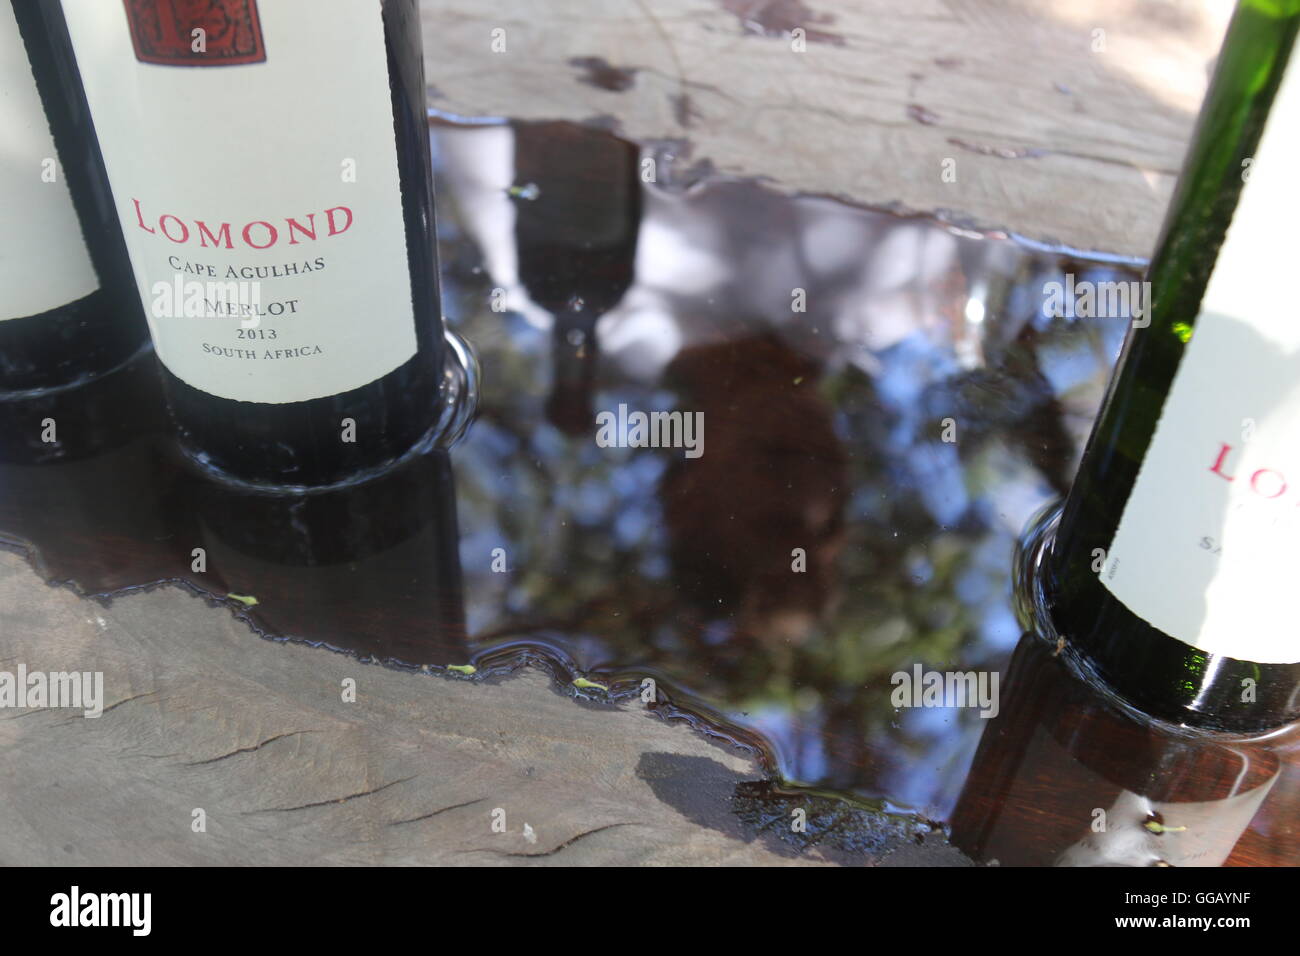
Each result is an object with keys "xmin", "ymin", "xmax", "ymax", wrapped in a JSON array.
[{"xmin": 421, "ymin": 0, "xmax": 1229, "ymax": 259}]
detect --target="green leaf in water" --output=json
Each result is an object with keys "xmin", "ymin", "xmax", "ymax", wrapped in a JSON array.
[{"xmin": 1143, "ymin": 820, "xmax": 1188, "ymax": 834}]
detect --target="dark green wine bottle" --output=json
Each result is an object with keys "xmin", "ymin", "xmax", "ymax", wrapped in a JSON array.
[{"xmin": 1048, "ymin": 0, "xmax": 1300, "ymax": 734}]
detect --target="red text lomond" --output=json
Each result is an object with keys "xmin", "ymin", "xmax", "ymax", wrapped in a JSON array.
[
  {"xmin": 130, "ymin": 199, "xmax": 354, "ymax": 249},
  {"xmin": 1208, "ymin": 441, "xmax": 1295, "ymax": 500}
]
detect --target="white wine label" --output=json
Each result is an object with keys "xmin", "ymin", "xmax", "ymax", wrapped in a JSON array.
[
  {"xmin": 0, "ymin": 4, "xmax": 99, "ymax": 321},
  {"xmin": 60, "ymin": 0, "xmax": 417, "ymax": 403},
  {"xmin": 1103, "ymin": 54, "xmax": 1300, "ymax": 664}
]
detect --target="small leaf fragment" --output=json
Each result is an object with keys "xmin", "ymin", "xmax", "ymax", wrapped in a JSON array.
[{"xmin": 1143, "ymin": 820, "xmax": 1187, "ymax": 834}]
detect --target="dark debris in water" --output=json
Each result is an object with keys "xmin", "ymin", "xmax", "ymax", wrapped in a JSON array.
[
  {"xmin": 638, "ymin": 752, "xmax": 970, "ymax": 865},
  {"xmin": 731, "ymin": 781, "xmax": 971, "ymax": 865}
]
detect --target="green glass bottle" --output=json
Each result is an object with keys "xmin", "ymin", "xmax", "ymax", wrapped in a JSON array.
[{"xmin": 1048, "ymin": 0, "xmax": 1300, "ymax": 734}]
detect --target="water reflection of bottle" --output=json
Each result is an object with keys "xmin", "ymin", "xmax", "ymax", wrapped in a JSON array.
[
  {"xmin": 511, "ymin": 122, "xmax": 641, "ymax": 434},
  {"xmin": 188, "ymin": 447, "xmax": 467, "ymax": 666},
  {"xmin": 951, "ymin": 634, "xmax": 1282, "ymax": 867},
  {"xmin": 0, "ymin": 354, "xmax": 180, "ymax": 590}
]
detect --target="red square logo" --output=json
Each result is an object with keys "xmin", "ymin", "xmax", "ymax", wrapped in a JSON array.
[{"xmin": 123, "ymin": 0, "xmax": 266, "ymax": 66}]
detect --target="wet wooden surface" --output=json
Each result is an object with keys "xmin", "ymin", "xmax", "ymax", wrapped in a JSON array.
[
  {"xmin": 0, "ymin": 551, "xmax": 969, "ymax": 865},
  {"xmin": 4, "ymin": 1, "xmax": 1289, "ymax": 870},
  {"xmin": 421, "ymin": 0, "xmax": 1228, "ymax": 259}
]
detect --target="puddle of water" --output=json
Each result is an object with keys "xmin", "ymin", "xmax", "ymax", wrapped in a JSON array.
[{"xmin": 3, "ymin": 115, "xmax": 1295, "ymax": 863}]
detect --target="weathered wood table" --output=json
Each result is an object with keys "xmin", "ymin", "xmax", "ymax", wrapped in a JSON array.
[{"xmin": 6, "ymin": 0, "xmax": 1278, "ymax": 867}]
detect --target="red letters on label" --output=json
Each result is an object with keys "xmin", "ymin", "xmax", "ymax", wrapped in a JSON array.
[
  {"xmin": 131, "ymin": 199, "xmax": 354, "ymax": 249},
  {"xmin": 1208, "ymin": 441, "xmax": 1292, "ymax": 502}
]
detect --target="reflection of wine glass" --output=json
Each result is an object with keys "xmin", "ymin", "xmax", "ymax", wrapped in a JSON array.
[{"xmin": 511, "ymin": 122, "xmax": 642, "ymax": 434}]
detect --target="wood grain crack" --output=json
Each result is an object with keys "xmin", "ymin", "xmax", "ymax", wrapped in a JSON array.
[
  {"xmin": 461, "ymin": 822, "xmax": 641, "ymax": 858},
  {"xmin": 184, "ymin": 730, "xmax": 315, "ymax": 767},
  {"xmin": 245, "ymin": 775, "xmax": 417, "ymax": 814},
  {"xmin": 388, "ymin": 797, "xmax": 486, "ymax": 828}
]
